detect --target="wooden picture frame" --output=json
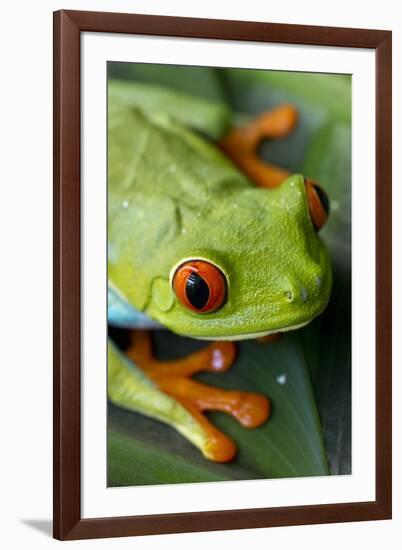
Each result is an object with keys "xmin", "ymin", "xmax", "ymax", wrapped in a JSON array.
[{"xmin": 53, "ymin": 9, "xmax": 392, "ymax": 540}]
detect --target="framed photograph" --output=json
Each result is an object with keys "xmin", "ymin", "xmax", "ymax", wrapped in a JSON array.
[{"xmin": 53, "ymin": 10, "xmax": 392, "ymax": 540}]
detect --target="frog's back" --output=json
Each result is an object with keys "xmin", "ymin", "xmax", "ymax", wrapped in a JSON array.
[{"xmin": 108, "ymin": 100, "xmax": 249, "ymax": 212}]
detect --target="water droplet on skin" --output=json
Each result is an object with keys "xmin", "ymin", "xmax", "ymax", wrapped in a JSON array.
[
  {"xmin": 196, "ymin": 212, "xmax": 202, "ymax": 217},
  {"xmin": 121, "ymin": 200, "xmax": 129, "ymax": 209},
  {"xmin": 276, "ymin": 374, "xmax": 287, "ymax": 385},
  {"xmin": 316, "ymin": 276, "xmax": 322, "ymax": 288},
  {"xmin": 169, "ymin": 165, "xmax": 177, "ymax": 173},
  {"xmin": 331, "ymin": 200, "xmax": 340, "ymax": 211},
  {"xmin": 233, "ymin": 203, "xmax": 238, "ymax": 209},
  {"xmin": 181, "ymin": 228, "xmax": 187, "ymax": 235},
  {"xmin": 301, "ymin": 287, "xmax": 308, "ymax": 302},
  {"xmin": 290, "ymin": 181, "xmax": 295, "ymax": 187}
]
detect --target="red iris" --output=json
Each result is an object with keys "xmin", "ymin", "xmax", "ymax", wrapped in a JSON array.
[{"xmin": 172, "ymin": 260, "xmax": 227, "ymax": 313}]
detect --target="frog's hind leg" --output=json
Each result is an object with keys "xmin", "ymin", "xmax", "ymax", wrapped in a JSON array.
[
  {"xmin": 125, "ymin": 331, "xmax": 270, "ymax": 462},
  {"xmin": 220, "ymin": 105, "xmax": 297, "ymax": 188}
]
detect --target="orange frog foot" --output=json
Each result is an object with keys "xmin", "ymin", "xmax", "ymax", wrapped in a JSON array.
[
  {"xmin": 220, "ymin": 104, "xmax": 298, "ymax": 189},
  {"xmin": 125, "ymin": 331, "xmax": 271, "ymax": 462}
]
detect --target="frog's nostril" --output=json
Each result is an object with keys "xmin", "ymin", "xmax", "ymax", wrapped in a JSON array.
[
  {"xmin": 284, "ymin": 290, "xmax": 294, "ymax": 302},
  {"xmin": 284, "ymin": 286, "xmax": 309, "ymax": 303}
]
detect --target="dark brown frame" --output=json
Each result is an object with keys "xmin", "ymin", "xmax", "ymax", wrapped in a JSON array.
[{"xmin": 53, "ymin": 9, "xmax": 392, "ymax": 540}]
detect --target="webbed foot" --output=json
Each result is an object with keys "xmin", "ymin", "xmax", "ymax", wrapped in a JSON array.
[
  {"xmin": 220, "ymin": 105, "xmax": 298, "ymax": 188},
  {"xmin": 125, "ymin": 331, "xmax": 270, "ymax": 462}
]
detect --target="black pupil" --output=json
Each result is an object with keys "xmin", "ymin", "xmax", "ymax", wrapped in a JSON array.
[
  {"xmin": 186, "ymin": 272, "xmax": 210, "ymax": 310},
  {"xmin": 313, "ymin": 183, "xmax": 330, "ymax": 216}
]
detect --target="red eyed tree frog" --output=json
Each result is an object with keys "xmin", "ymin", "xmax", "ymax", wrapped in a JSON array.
[{"xmin": 108, "ymin": 80, "xmax": 332, "ymax": 463}]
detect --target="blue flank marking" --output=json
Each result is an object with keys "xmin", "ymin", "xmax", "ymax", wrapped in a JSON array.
[{"xmin": 108, "ymin": 286, "xmax": 162, "ymax": 329}]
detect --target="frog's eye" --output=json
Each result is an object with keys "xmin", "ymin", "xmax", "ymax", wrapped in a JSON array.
[
  {"xmin": 305, "ymin": 178, "xmax": 330, "ymax": 231},
  {"xmin": 172, "ymin": 260, "xmax": 227, "ymax": 314}
]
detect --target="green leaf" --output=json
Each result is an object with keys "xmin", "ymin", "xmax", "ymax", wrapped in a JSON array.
[
  {"xmin": 109, "ymin": 79, "xmax": 231, "ymax": 140},
  {"xmin": 108, "ymin": 62, "xmax": 227, "ymax": 101},
  {"xmin": 108, "ymin": 66, "xmax": 351, "ymax": 484},
  {"xmin": 301, "ymin": 121, "xmax": 352, "ymax": 474}
]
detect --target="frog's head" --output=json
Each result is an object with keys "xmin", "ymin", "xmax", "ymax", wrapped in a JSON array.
[{"xmin": 144, "ymin": 174, "xmax": 332, "ymax": 340}]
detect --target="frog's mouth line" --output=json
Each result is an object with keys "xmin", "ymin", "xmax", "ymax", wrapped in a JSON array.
[{"xmin": 193, "ymin": 318, "xmax": 312, "ymax": 341}]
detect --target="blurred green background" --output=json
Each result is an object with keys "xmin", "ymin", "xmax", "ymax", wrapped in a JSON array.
[{"xmin": 107, "ymin": 63, "xmax": 351, "ymax": 486}]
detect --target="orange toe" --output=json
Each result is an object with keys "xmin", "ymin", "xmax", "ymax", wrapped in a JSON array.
[
  {"xmin": 205, "ymin": 341, "xmax": 237, "ymax": 373},
  {"xmin": 231, "ymin": 393, "xmax": 271, "ymax": 428}
]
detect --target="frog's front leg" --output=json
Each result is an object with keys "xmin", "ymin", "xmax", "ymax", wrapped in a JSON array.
[
  {"xmin": 110, "ymin": 331, "xmax": 270, "ymax": 462},
  {"xmin": 220, "ymin": 105, "xmax": 297, "ymax": 188}
]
